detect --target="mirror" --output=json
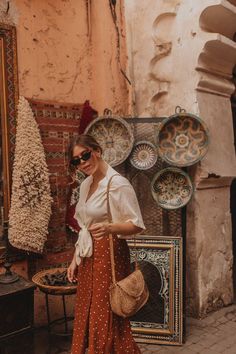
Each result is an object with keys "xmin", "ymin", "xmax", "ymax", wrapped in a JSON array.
[{"xmin": 0, "ymin": 24, "xmax": 18, "ymax": 260}]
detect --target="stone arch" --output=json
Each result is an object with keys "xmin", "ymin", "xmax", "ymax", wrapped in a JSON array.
[
  {"xmin": 199, "ymin": 1, "xmax": 236, "ymax": 41},
  {"xmin": 230, "ymin": 64, "xmax": 236, "ymax": 298},
  {"xmin": 188, "ymin": 0, "xmax": 236, "ymax": 316},
  {"xmin": 197, "ymin": 1, "xmax": 236, "ymax": 98}
]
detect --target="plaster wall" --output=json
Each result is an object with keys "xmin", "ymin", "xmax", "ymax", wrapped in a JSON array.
[
  {"xmin": 198, "ymin": 92, "xmax": 236, "ymax": 177},
  {"xmin": 124, "ymin": 0, "xmax": 236, "ymax": 316},
  {"xmin": 0, "ymin": 0, "xmax": 130, "ymax": 325},
  {"xmin": 1, "ymin": 0, "xmax": 235, "ymax": 322},
  {"xmin": 187, "ymin": 186, "xmax": 233, "ymax": 317},
  {"xmin": 13, "ymin": 0, "xmax": 91, "ymax": 103},
  {"xmin": 8, "ymin": 0, "xmax": 129, "ymax": 115},
  {"xmin": 125, "ymin": 0, "xmax": 208, "ymax": 117},
  {"xmin": 89, "ymin": 1, "xmax": 131, "ymax": 115}
]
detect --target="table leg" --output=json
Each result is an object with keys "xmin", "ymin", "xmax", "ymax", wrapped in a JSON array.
[
  {"xmin": 62, "ymin": 295, "xmax": 68, "ymax": 334},
  {"xmin": 45, "ymin": 293, "xmax": 51, "ymax": 333}
]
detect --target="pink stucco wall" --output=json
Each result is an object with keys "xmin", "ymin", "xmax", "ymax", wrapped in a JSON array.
[
  {"xmin": 2, "ymin": 0, "xmax": 130, "ymax": 325},
  {"xmin": 14, "ymin": 0, "xmax": 130, "ymax": 115}
]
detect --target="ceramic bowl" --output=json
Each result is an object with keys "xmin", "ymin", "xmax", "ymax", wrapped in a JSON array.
[
  {"xmin": 85, "ymin": 116, "xmax": 134, "ymax": 167},
  {"xmin": 129, "ymin": 141, "xmax": 157, "ymax": 170},
  {"xmin": 157, "ymin": 113, "xmax": 209, "ymax": 167},
  {"xmin": 151, "ymin": 167, "xmax": 194, "ymax": 210}
]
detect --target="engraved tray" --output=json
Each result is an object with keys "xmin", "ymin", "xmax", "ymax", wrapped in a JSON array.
[
  {"xmin": 151, "ymin": 167, "xmax": 194, "ymax": 210},
  {"xmin": 32, "ymin": 268, "xmax": 77, "ymax": 295},
  {"xmin": 157, "ymin": 113, "xmax": 209, "ymax": 167},
  {"xmin": 85, "ymin": 116, "xmax": 134, "ymax": 166},
  {"xmin": 129, "ymin": 140, "xmax": 157, "ymax": 170}
]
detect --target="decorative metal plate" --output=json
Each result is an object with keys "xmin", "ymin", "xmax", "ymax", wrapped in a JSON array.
[
  {"xmin": 129, "ymin": 141, "xmax": 157, "ymax": 170},
  {"xmin": 84, "ymin": 116, "xmax": 134, "ymax": 167},
  {"xmin": 32, "ymin": 268, "xmax": 77, "ymax": 295},
  {"xmin": 151, "ymin": 167, "xmax": 193, "ymax": 210},
  {"xmin": 128, "ymin": 236, "xmax": 183, "ymax": 345},
  {"xmin": 157, "ymin": 113, "xmax": 209, "ymax": 167}
]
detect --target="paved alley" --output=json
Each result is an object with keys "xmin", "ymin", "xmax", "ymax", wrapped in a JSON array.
[
  {"xmin": 2, "ymin": 304, "xmax": 236, "ymax": 354},
  {"xmin": 139, "ymin": 304, "xmax": 236, "ymax": 354}
]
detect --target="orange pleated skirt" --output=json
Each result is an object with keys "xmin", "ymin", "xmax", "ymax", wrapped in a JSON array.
[{"xmin": 71, "ymin": 235, "xmax": 141, "ymax": 354}]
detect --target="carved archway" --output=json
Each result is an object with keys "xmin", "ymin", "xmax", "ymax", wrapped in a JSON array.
[{"xmin": 189, "ymin": 0, "xmax": 236, "ymax": 316}]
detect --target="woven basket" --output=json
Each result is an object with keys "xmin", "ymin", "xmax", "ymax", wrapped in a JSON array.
[{"xmin": 32, "ymin": 267, "xmax": 77, "ymax": 295}]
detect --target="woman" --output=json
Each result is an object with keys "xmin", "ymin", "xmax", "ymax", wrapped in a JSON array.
[{"xmin": 67, "ymin": 134, "xmax": 145, "ymax": 354}]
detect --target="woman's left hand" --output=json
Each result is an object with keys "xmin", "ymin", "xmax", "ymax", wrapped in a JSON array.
[{"xmin": 88, "ymin": 223, "xmax": 110, "ymax": 240}]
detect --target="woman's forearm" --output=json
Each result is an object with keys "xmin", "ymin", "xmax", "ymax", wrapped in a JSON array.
[
  {"xmin": 108, "ymin": 221, "xmax": 142, "ymax": 236},
  {"xmin": 88, "ymin": 221, "xmax": 143, "ymax": 239},
  {"xmin": 72, "ymin": 251, "xmax": 76, "ymax": 263}
]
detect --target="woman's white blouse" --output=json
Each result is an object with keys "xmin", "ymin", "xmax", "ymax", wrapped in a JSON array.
[{"xmin": 74, "ymin": 165, "xmax": 145, "ymax": 265}]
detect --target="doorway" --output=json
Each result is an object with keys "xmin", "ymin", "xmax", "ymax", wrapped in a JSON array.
[
  {"xmin": 231, "ymin": 179, "xmax": 236, "ymax": 299},
  {"xmin": 231, "ymin": 65, "xmax": 236, "ymax": 300}
]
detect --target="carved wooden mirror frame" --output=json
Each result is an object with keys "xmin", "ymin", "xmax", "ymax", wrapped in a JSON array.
[{"xmin": 0, "ymin": 23, "xmax": 19, "ymax": 260}]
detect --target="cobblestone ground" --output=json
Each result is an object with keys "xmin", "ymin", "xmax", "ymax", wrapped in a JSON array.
[
  {"xmin": 28, "ymin": 303, "xmax": 236, "ymax": 354},
  {"xmin": 139, "ymin": 304, "xmax": 236, "ymax": 354}
]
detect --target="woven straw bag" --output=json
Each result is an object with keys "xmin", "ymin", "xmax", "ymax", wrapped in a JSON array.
[{"xmin": 107, "ymin": 175, "xmax": 149, "ymax": 318}]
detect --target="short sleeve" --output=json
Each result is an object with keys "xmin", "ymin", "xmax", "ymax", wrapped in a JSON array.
[{"xmin": 108, "ymin": 175, "xmax": 146, "ymax": 231}]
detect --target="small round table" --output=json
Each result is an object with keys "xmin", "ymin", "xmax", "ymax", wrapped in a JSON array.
[{"xmin": 32, "ymin": 268, "xmax": 77, "ymax": 336}]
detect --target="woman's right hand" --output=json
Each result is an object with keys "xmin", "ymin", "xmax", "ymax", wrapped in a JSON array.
[{"xmin": 67, "ymin": 258, "xmax": 78, "ymax": 283}]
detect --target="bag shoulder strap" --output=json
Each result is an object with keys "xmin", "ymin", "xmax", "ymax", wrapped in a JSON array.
[
  {"xmin": 106, "ymin": 174, "xmax": 120, "ymax": 285},
  {"xmin": 106, "ymin": 174, "xmax": 120, "ymax": 223}
]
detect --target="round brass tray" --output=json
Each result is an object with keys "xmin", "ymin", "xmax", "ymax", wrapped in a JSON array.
[
  {"xmin": 32, "ymin": 268, "xmax": 77, "ymax": 295},
  {"xmin": 151, "ymin": 167, "xmax": 194, "ymax": 210},
  {"xmin": 157, "ymin": 113, "xmax": 209, "ymax": 167},
  {"xmin": 84, "ymin": 116, "xmax": 134, "ymax": 167}
]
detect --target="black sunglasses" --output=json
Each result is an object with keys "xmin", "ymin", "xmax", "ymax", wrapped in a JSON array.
[{"xmin": 70, "ymin": 150, "xmax": 92, "ymax": 166}]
